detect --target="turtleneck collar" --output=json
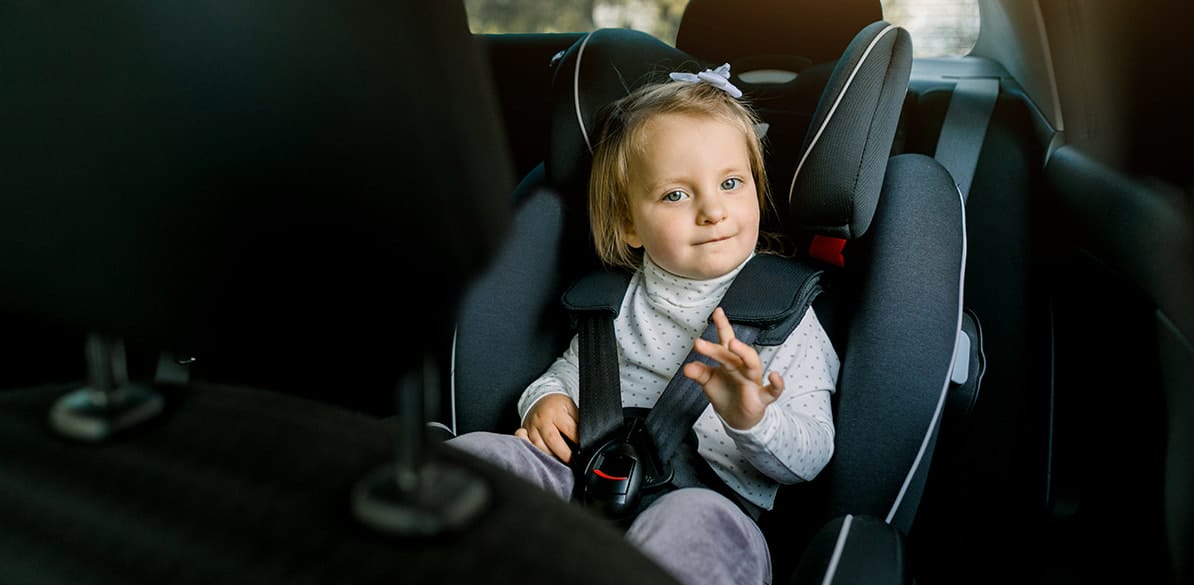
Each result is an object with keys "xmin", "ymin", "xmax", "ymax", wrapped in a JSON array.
[{"xmin": 640, "ymin": 253, "xmax": 754, "ymax": 309}]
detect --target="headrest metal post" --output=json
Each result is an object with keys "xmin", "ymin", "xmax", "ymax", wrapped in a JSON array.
[
  {"xmin": 351, "ymin": 353, "xmax": 490, "ymax": 536},
  {"xmin": 48, "ymin": 332, "xmax": 165, "ymax": 441}
]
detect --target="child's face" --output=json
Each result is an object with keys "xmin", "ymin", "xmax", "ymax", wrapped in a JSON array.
[{"xmin": 622, "ymin": 112, "xmax": 760, "ymax": 280}]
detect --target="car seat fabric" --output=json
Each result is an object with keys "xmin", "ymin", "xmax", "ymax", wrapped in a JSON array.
[
  {"xmin": 776, "ymin": 153, "xmax": 969, "ymax": 585},
  {"xmin": 788, "ymin": 21, "xmax": 913, "ymax": 241},
  {"xmin": 546, "ymin": 28, "xmax": 701, "ymax": 196},
  {"xmin": 0, "ymin": 381, "xmax": 683, "ymax": 585},
  {"xmin": 825, "ymin": 154, "xmax": 965, "ymax": 530},
  {"xmin": 452, "ymin": 163, "xmax": 572, "ymax": 435}
]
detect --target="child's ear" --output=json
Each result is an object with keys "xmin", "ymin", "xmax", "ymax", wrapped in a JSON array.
[{"xmin": 621, "ymin": 221, "xmax": 642, "ymax": 249}]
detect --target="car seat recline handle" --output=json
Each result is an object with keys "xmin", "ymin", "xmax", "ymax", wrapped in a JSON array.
[{"xmin": 351, "ymin": 353, "xmax": 490, "ymax": 536}]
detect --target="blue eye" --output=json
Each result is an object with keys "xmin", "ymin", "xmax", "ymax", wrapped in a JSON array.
[
  {"xmin": 663, "ymin": 190, "xmax": 688, "ymax": 202},
  {"xmin": 721, "ymin": 177, "xmax": 742, "ymax": 191}
]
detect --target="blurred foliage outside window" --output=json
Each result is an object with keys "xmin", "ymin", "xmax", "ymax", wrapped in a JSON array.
[{"xmin": 465, "ymin": 0, "xmax": 978, "ymax": 58}]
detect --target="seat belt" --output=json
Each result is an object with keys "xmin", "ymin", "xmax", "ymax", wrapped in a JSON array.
[
  {"xmin": 643, "ymin": 321, "xmax": 759, "ymax": 466},
  {"xmin": 933, "ymin": 78, "xmax": 993, "ymax": 442},
  {"xmin": 933, "ymin": 77, "xmax": 1000, "ymax": 202},
  {"xmin": 563, "ymin": 254, "xmax": 823, "ymax": 519}
]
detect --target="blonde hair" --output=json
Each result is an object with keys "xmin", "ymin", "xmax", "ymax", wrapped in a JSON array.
[{"xmin": 588, "ymin": 79, "xmax": 777, "ymax": 271}]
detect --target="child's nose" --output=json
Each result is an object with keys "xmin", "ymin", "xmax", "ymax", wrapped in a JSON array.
[{"xmin": 698, "ymin": 196, "xmax": 726, "ymax": 224}]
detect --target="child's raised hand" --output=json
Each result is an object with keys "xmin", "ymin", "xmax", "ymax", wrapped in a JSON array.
[
  {"xmin": 682, "ymin": 307, "xmax": 785, "ymax": 430},
  {"xmin": 515, "ymin": 393, "xmax": 579, "ymax": 464}
]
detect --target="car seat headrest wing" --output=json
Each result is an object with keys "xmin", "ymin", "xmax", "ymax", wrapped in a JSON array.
[
  {"xmin": 788, "ymin": 21, "xmax": 912, "ymax": 241},
  {"xmin": 546, "ymin": 28, "xmax": 699, "ymax": 194}
]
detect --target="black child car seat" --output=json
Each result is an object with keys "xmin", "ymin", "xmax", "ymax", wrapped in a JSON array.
[{"xmin": 448, "ymin": 20, "xmax": 981, "ymax": 585}]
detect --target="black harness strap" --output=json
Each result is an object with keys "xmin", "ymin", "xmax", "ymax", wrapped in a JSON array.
[
  {"xmin": 562, "ymin": 255, "xmax": 823, "ymax": 519},
  {"xmin": 565, "ymin": 269, "xmax": 634, "ymax": 455},
  {"xmin": 644, "ymin": 321, "xmax": 759, "ymax": 465},
  {"xmin": 576, "ymin": 314, "xmax": 623, "ymax": 454}
]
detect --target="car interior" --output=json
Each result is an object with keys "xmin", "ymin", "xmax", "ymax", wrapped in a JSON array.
[{"xmin": 1, "ymin": 1, "xmax": 1190, "ymax": 585}]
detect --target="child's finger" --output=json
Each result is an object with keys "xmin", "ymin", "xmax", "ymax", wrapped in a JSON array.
[
  {"xmin": 766, "ymin": 371, "xmax": 785, "ymax": 400},
  {"xmin": 556, "ymin": 412, "xmax": 578, "ymax": 444},
  {"xmin": 545, "ymin": 428, "xmax": 573, "ymax": 464},
  {"xmin": 683, "ymin": 360, "xmax": 714, "ymax": 385},
  {"xmin": 728, "ymin": 338, "xmax": 764, "ymax": 378},
  {"xmin": 528, "ymin": 427, "xmax": 549, "ymax": 456},
  {"xmin": 559, "ymin": 399, "xmax": 579, "ymax": 442},
  {"xmin": 694, "ymin": 336, "xmax": 744, "ymax": 370},
  {"xmin": 711, "ymin": 307, "xmax": 736, "ymax": 348}
]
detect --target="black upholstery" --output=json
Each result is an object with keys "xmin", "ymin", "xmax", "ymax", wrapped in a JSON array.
[
  {"xmin": 787, "ymin": 21, "xmax": 914, "ymax": 240},
  {"xmin": 791, "ymin": 514, "xmax": 907, "ymax": 585},
  {"xmin": 0, "ymin": 1, "xmax": 512, "ymax": 382},
  {"xmin": 449, "ymin": 20, "xmax": 972, "ymax": 585},
  {"xmin": 820, "ymin": 153, "xmax": 964, "ymax": 529},
  {"xmin": 547, "ymin": 29, "xmax": 702, "ymax": 196},
  {"xmin": 453, "ymin": 164, "xmax": 571, "ymax": 434},
  {"xmin": 0, "ymin": 382, "xmax": 680, "ymax": 584}
]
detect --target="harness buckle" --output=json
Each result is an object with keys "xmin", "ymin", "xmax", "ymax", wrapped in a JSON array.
[{"xmin": 578, "ymin": 413, "xmax": 673, "ymax": 520}]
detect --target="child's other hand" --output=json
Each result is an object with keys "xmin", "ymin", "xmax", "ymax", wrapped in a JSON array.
[
  {"xmin": 516, "ymin": 393, "xmax": 579, "ymax": 463},
  {"xmin": 683, "ymin": 307, "xmax": 784, "ymax": 430}
]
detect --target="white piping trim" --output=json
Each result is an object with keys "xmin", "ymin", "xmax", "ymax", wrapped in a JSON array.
[
  {"xmin": 820, "ymin": 514, "xmax": 854, "ymax": 585},
  {"xmin": 885, "ymin": 182, "xmax": 969, "ymax": 524},
  {"xmin": 426, "ymin": 421, "xmax": 454, "ymax": 436},
  {"xmin": 788, "ymin": 24, "xmax": 900, "ymax": 204},
  {"xmin": 448, "ymin": 327, "xmax": 458, "ymax": 435},
  {"xmin": 573, "ymin": 31, "xmax": 596, "ymax": 154}
]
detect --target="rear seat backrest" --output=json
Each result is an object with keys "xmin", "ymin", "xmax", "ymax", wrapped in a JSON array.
[{"xmin": 676, "ymin": 0, "xmax": 882, "ymax": 67}]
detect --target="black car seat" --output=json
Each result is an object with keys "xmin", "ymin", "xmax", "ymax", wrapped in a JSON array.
[
  {"xmin": 448, "ymin": 21, "xmax": 977, "ymax": 584},
  {"xmin": 675, "ymin": 0, "xmax": 885, "ymax": 219},
  {"xmin": 0, "ymin": 3, "xmax": 687, "ymax": 584}
]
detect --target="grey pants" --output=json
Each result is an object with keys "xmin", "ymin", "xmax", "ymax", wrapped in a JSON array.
[{"xmin": 446, "ymin": 431, "xmax": 772, "ymax": 585}]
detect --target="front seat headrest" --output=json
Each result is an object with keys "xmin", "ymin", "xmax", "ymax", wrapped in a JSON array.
[{"xmin": 0, "ymin": 2, "xmax": 514, "ymax": 366}]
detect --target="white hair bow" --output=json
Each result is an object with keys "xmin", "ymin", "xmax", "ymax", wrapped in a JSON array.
[{"xmin": 668, "ymin": 63, "xmax": 743, "ymax": 99}]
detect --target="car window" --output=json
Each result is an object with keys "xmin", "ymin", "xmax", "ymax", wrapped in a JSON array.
[{"xmin": 464, "ymin": 0, "xmax": 979, "ymax": 57}]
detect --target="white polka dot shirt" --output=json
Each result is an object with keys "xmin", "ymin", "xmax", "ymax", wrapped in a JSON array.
[{"xmin": 519, "ymin": 253, "xmax": 839, "ymax": 510}]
